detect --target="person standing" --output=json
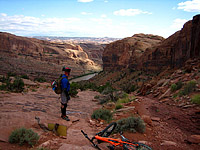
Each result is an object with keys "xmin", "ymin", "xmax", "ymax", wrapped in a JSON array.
[{"xmin": 60, "ymin": 67, "xmax": 71, "ymax": 121}]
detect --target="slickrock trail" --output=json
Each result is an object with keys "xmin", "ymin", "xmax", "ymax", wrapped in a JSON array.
[
  {"xmin": 0, "ymin": 82, "xmax": 199, "ymax": 150},
  {"xmin": 0, "ymin": 83, "xmax": 101, "ymax": 150}
]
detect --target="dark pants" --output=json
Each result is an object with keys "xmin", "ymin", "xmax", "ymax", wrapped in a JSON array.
[{"xmin": 61, "ymin": 103, "xmax": 67, "ymax": 116}]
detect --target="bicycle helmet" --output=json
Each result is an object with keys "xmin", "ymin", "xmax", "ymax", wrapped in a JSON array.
[{"xmin": 62, "ymin": 67, "xmax": 71, "ymax": 72}]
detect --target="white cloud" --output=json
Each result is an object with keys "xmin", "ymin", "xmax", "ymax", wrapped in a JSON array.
[
  {"xmin": 77, "ymin": 0, "xmax": 93, "ymax": 2},
  {"xmin": 113, "ymin": 9, "xmax": 152, "ymax": 16},
  {"xmin": 81, "ymin": 12, "xmax": 92, "ymax": 15},
  {"xmin": 104, "ymin": 0, "xmax": 108, "ymax": 2},
  {"xmin": 0, "ymin": 14, "xmax": 81, "ymax": 36},
  {"xmin": 178, "ymin": 0, "xmax": 200, "ymax": 12},
  {"xmin": 170, "ymin": 18, "xmax": 188, "ymax": 29},
  {"xmin": 101, "ymin": 14, "xmax": 107, "ymax": 18}
]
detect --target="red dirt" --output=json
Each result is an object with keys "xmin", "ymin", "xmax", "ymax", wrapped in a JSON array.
[{"xmin": 0, "ymin": 83, "xmax": 199, "ymax": 150}]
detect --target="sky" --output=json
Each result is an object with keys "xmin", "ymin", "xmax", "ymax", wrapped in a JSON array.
[{"xmin": 0, "ymin": 0, "xmax": 200, "ymax": 38}]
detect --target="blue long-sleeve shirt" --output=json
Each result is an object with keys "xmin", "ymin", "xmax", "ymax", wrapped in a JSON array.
[{"xmin": 61, "ymin": 74, "xmax": 70, "ymax": 92}]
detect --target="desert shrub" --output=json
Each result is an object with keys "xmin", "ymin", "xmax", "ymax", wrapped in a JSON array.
[
  {"xmin": 98, "ymin": 95, "xmax": 111, "ymax": 104},
  {"xmin": 91, "ymin": 108, "xmax": 112, "ymax": 122},
  {"xmin": 170, "ymin": 84, "xmax": 177, "ymax": 92},
  {"xmin": 191, "ymin": 94, "xmax": 200, "ymax": 105},
  {"xmin": 34, "ymin": 77, "xmax": 46, "ymax": 83},
  {"xmin": 97, "ymin": 82, "xmax": 113, "ymax": 94},
  {"xmin": 79, "ymin": 81, "xmax": 97, "ymax": 91},
  {"xmin": 0, "ymin": 75, "xmax": 10, "ymax": 83},
  {"xmin": 20, "ymin": 74, "xmax": 29, "ymax": 79},
  {"xmin": 178, "ymin": 90, "xmax": 184, "ymax": 97},
  {"xmin": 9, "ymin": 127, "xmax": 39, "ymax": 146},
  {"xmin": 115, "ymin": 116, "xmax": 145, "ymax": 133},
  {"xmin": 182, "ymin": 80, "xmax": 197, "ymax": 95},
  {"xmin": 7, "ymin": 72, "xmax": 17, "ymax": 77},
  {"xmin": 176, "ymin": 81, "xmax": 183, "ymax": 90},
  {"xmin": 69, "ymin": 82, "xmax": 79, "ymax": 97},
  {"xmin": 116, "ymin": 94, "xmax": 135, "ymax": 105},
  {"xmin": 0, "ymin": 76, "xmax": 24, "ymax": 92},
  {"xmin": 122, "ymin": 84, "xmax": 137, "ymax": 94},
  {"xmin": 94, "ymin": 95, "xmax": 100, "ymax": 99},
  {"xmin": 115, "ymin": 104, "xmax": 123, "ymax": 110},
  {"xmin": 171, "ymin": 81, "xmax": 183, "ymax": 92},
  {"xmin": 11, "ymin": 77, "xmax": 24, "ymax": 92}
]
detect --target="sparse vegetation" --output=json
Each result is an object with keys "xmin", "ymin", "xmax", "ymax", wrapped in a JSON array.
[
  {"xmin": 115, "ymin": 104, "xmax": 123, "ymax": 110},
  {"xmin": 122, "ymin": 84, "xmax": 137, "ymax": 94},
  {"xmin": 191, "ymin": 94, "xmax": 200, "ymax": 105},
  {"xmin": 0, "ymin": 76, "xmax": 24, "ymax": 92},
  {"xmin": 91, "ymin": 108, "xmax": 113, "ymax": 122},
  {"xmin": 20, "ymin": 74, "xmax": 29, "ymax": 79},
  {"xmin": 69, "ymin": 82, "xmax": 79, "ymax": 97},
  {"xmin": 115, "ymin": 116, "xmax": 145, "ymax": 133},
  {"xmin": 170, "ymin": 81, "xmax": 183, "ymax": 92},
  {"xmin": 7, "ymin": 72, "xmax": 17, "ymax": 77},
  {"xmin": 9, "ymin": 127, "xmax": 39, "ymax": 146},
  {"xmin": 116, "ymin": 94, "xmax": 135, "ymax": 106},
  {"xmin": 170, "ymin": 84, "xmax": 178, "ymax": 92},
  {"xmin": 182, "ymin": 80, "xmax": 196, "ymax": 95},
  {"xmin": 34, "ymin": 77, "xmax": 46, "ymax": 83}
]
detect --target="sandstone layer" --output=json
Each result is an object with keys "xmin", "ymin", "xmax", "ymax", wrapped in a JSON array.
[
  {"xmin": 0, "ymin": 32, "xmax": 101, "ymax": 80},
  {"xmin": 102, "ymin": 14, "xmax": 200, "ymax": 72},
  {"xmin": 102, "ymin": 34, "xmax": 164, "ymax": 70}
]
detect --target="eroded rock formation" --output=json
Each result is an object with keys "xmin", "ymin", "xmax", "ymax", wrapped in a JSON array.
[
  {"xmin": 102, "ymin": 34, "xmax": 164, "ymax": 70},
  {"xmin": 0, "ymin": 32, "xmax": 101, "ymax": 80},
  {"xmin": 102, "ymin": 14, "xmax": 200, "ymax": 72}
]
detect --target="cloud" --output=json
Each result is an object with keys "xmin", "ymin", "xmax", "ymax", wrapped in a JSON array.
[
  {"xmin": 178, "ymin": 0, "xmax": 200, "ymax": 12},
  {"xmin": 113, "ymin": 9, "xmax": 152, "ymax": 16},
  {"xmin": 1, "ymin": 13, "xmax": 7, "ymax": 17},
  {"xmin": 170, "ymin": 18, "xmax": 188, "ymax": 29},
  {"xmin": 0, "ymin": 14, "xmax": 81, "ymax": 36},
  {"xmin": 81, "ymin": 12, "xmax": 92, "ymax": 15},
  {"xmin": 101, "ymin": 14, "xmax": 107, "ymax": 18},
  {"xmin": 77, "ymin": 0, "xmax": 93, "ymax": 2}
]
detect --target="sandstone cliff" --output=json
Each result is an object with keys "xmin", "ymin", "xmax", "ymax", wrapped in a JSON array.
[
  {"xmin": 0, "ymin": 32, "xmax": 101, "ymax": 80},
  {"xmin": 79, "ymin": 43, "xmax": 105, "ymax": 65},
  {"xmin": 102, "ymin": 15, "xmax": 200, "ymax": 72},
  {"xmin": 139, "ymin": 14, "xmax": 200, "ymax": 72},
  {"xmin": 102, "ymin": 34, "xmax": 164, "ymax": 70}
]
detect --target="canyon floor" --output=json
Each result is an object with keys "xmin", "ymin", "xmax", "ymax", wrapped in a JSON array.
[{"xmin": 0, "ymin": 81, "xmax": 199, "ymax": 150}]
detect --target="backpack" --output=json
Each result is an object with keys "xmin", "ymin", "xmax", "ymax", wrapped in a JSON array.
[{"xmin": 52, "ymin": 76, "xmax": 66, "ymax": 94}]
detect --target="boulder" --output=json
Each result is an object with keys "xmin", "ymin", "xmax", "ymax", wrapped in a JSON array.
[
  {"xmin": 161, "ymin": 140, "xmax": 177, "ymax": 146},
  {"xmin": 188, "ymin": 135, "xmax": 200, "ymax": 144}
]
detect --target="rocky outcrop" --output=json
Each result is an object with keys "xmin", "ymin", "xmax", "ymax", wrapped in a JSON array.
[
  {"xmin": 139, "ymin": 15, "xmax": 200, "ymax": 71},
  {"xmin": 102, "ymin": 34, "xmax": 164, "ymax": 70},
  {"xmin": 139, "ymin": 14, "xmax": 200, "ymax": 72},
  {"xmin": 102, "ymin": 14, "xmax": 200, "ymax": 72},
  {"xmin": 0, "ymin": 32, "xmax": 101, "ymax": 80},
  {"xmin": 79, "ymin": 43, "xmax": 105, "ymax": 65}
]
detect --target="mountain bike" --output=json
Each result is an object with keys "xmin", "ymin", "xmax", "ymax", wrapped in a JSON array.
[{"xmin": 81, "ymin": 122, "xmax": 152, "ymax": 150}]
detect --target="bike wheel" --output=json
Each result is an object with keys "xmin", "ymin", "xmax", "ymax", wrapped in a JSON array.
[
  {"xmin": 123, "ymin": 142, "xmax": 152, "ymax": 150},
  {"xmin": 97, "ymin": 122, "xmax": 117, "ymax": 137}
]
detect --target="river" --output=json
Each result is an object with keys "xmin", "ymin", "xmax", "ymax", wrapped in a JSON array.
[{"xmin": 69, "ymin": 73, "xmax": 97, "ymax": 83}]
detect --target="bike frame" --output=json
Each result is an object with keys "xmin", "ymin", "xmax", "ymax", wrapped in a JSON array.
[{"xmin": 95, "ymin": 135, "xmax": 139, "ymax": 148}]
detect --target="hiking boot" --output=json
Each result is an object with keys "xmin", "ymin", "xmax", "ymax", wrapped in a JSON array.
[{"xmin": 61, "ymin": 115, "xmax": 70, "ymax": 121}]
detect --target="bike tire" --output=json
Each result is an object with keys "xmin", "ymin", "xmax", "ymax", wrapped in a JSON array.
[
  {"xmin": 123, "ymin": 142, "xmax": 152, "ymax": 150},
  {"xmin": 97, "ymin": 122, "xmax": 117, "ymax": 137}
]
